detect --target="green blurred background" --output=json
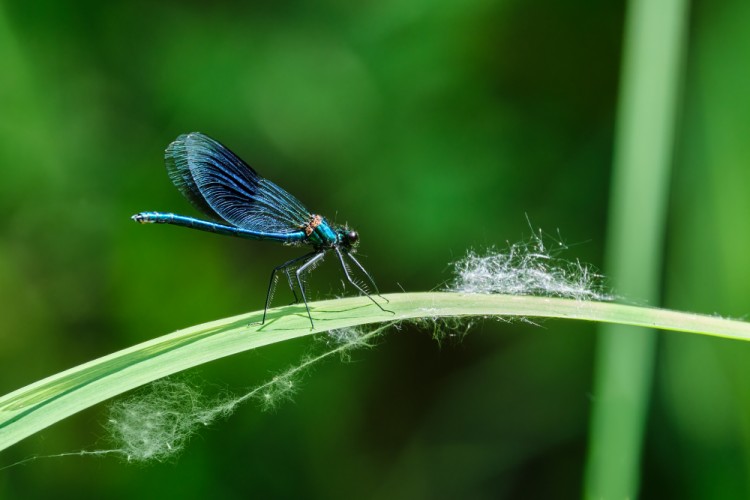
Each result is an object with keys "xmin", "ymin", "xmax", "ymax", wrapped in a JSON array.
[{"xmin": 1, "ymin": 0, "xmax": 749, "ymax": 498}]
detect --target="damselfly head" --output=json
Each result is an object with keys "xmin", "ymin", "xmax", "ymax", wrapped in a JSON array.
[{"xmin": 339, "ymin": 229, "xmax": 359, "ymax": 248}]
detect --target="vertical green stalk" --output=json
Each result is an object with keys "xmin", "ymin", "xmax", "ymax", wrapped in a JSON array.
[{"xmin": 584, "ymin": 0, "xmax": 689, "ymax": 498}]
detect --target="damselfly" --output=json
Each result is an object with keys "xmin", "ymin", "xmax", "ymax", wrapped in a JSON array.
[{"xmin": 133, "ymin": 132, "xmax": 389, "ymax": 327}]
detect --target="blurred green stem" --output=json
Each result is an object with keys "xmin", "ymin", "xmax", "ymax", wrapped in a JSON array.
[{"xmin": 584, "ymin": 0, "xmax": 689, "ymax": 497}]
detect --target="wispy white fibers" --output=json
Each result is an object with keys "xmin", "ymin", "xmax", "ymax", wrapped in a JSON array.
[
  {"xmin": 103, "ymin": 324, "xmax": 390, "ymax": 463},
  {"xmin": 451, "ymin": 231, "xmax": 611, "ymax": 301},
  {"xmin": 106, "ymin": 379, "xmax": 231, "ymax": 462}
]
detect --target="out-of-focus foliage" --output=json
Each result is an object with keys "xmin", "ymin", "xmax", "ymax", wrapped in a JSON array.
[{"xmin": 0, "ymin": 0, "xmax": 747, "ymax": 498}]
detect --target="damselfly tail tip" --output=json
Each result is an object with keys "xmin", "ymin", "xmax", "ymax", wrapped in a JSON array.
[{"xmin": 131, "ymin": 213, "xmax": 149, "ymax": 224}]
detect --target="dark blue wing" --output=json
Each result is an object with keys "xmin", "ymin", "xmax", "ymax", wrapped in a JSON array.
[
  {"xmin": 165, "ymin": 135, "xmax": 222, "ymax": 221},
  {"xmin": 165, "ymin": 133, "xmax": 312, "ymax": 234}
]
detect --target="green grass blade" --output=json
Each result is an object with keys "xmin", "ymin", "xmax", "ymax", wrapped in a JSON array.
[{"xmin": 2, "ymin": 292, "xmax": 748, "ymax": 454}]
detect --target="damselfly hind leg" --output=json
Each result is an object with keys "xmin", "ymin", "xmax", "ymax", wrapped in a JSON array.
[
  {"xmin": 335, "ymin": 248, "xmax": 394, "ymax": 315},
  {"xmin": 262, "ymin": 251, "xmax": 317, "ymax": 324}
]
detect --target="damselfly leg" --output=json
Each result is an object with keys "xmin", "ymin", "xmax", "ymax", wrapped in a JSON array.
[
  {"xmin": 263, "ymin": 251, "xmax": 317, "ymax": 324},
  {"xmin": 334, "ymin": 247, "xmax": 393, "ymax": 315},
  {"xmin": 294, "ymin": 252, "xmax": 326, "ymax": 328},
  {"xmin": 345, "ymin": 251, "xmax": 390, "ymax": 304}
]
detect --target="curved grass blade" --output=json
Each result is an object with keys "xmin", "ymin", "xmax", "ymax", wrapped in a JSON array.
[{"xmin": 2, "ymin": 292, "xmax": 750, "ymax": 452}]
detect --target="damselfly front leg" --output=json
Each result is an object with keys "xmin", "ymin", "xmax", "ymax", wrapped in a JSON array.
[
  {"xmin": 334, "ymin": 247, "xmax": 393, "ymax": 315},
  {"xmin": 345, "ymin": 251, "xmax": 390, "ymax": 304}
]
